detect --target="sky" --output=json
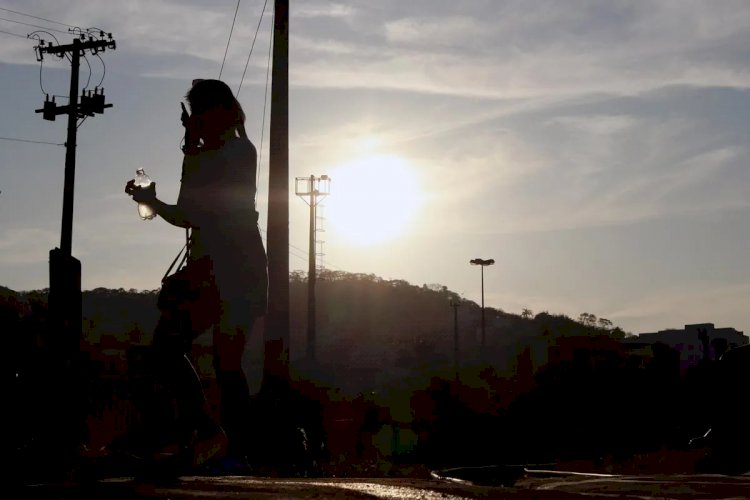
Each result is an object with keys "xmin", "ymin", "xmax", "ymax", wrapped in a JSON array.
[{"xmin": 1, "ymin": 0, "xmax": 750, "ymax": 337}]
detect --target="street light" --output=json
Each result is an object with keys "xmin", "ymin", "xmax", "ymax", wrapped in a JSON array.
[
  {"xmin": 449, "ymin": 298, "xmax": 461, "ymax": 381},
  {"xmin": 470, "ymin": 258, "xmax": 495, "ymax": 352}
]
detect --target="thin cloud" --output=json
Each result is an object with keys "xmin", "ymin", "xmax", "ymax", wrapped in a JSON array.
[
  {"xmin": 290, "ymin": 1, "xmax": 750, "ymax": 98},
  {"xmin": 0, "ymin": 227, "xmax": 56, "ymax": 265},
  {"xmin": 4, "ymin": 1, "xmax": 750, "ymax": 97},
  {"xmin": 294, "ymin": 3, "xmax": 355, "ymax": 19},
  {"xmin": 609, "ymin": 282, "xmax": 750, "ymax": 334}
]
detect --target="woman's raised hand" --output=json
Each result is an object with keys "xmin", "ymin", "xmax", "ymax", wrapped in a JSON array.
[{"xmin": 125, "ymin": 179, "xmax": 157, "ymax": 203}]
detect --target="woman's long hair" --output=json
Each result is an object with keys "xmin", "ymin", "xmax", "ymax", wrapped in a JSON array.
[{"xmin": 186, "ymin": 79, "xmax": 247, "ymax": 138}]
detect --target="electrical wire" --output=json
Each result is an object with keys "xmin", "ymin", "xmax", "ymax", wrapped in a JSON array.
[
  {"xmin": 218, "ymin": 0, "xmax": 242, "ymax": 79},
  {"xmin": 248, "ymin": 7, "xmax": 338, "ymax": 273},
  {"xmin": 0, "ymin": 16, "xmax": 70, "ymax": 36},
  {"xmin": 27, "ymin": 29, "xmax": 60, "ymax": 45},
  {"xmin": 94, "ymin": 53, "xmax": 106, "ymax": 88},
  {"xmin": 0, "ymin": 6, "xmax": 78, "ymax": 30},
  {"xmin": 0, "ymin": 136, "xmax": 64, "ymax": 146},
  {"xmin": 28, "ymin": 30, "xmax": 71, "ymax": 62},
  {"xmin": 0, "ymin": 27, "xmax": 27, "ymax": 39},
  {"xmin": 38, "ymin": 58, "xmax": 47, "ymax": 95},
  {"xmin": 257, "ymin": 227, "xmax": 338, "ymax": 270},
  {"xmin": 236, "ymin": 0, "xmax": 269, "ymax": 97},
  {"xmin": 81, "ymin": 54, "xmax": 92, "ymax": 90},
  {"xmin": 255, "ymin": 8, "xmax": 273, "ymax": 192},
  {"xmin": 28, "ymin": 31, "xmax": 64, "ymax": 96}
]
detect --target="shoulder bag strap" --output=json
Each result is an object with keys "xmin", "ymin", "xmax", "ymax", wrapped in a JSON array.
[{"xmin": 161, "ymin": 228, "xmax": 192, "ymax": 282}]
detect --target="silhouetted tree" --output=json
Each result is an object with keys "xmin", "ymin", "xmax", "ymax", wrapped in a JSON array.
[{"xmin": 578, "ymin": 312, "xmax": 597, "ymax": 327}]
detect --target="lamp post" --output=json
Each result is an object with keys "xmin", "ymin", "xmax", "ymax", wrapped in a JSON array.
[
  {"xmin": 470, "ymin": 258, "xmax": 494, "ymax": 352},
  {"xmin": 449, "ymin": 298, "xmax": 461, "ymax": 381}
]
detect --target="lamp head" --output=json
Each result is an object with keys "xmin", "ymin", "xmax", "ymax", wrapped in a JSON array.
[{"xmin": 470, "ymin": 258, "xmax": 495, "ymax": 266}]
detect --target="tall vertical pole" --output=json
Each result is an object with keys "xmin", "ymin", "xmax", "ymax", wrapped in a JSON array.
[
  {"xmin": 61, "ymin": 39, "xmax": 80, "ymax": 256},
  {"xmin": 296, "ymin": 175, "xmax": 329, "ymax": 364},
  {"xmin": 307, "ymin": 175, "xmax": 316, "ymax": 361},
  {"xmin": 33, "ymin": 34, "xmax": 115, "ymax": 472},
  {"xmin": 470, "ymin": 258, "xmax": 494, "ymax": 361},
  {"xmin": 49, "ymin": 37, "xmax": 83, "ymax": 358},
  {"xmin": 451, "ymin": 300, "xmax": 460, "ymax": 381},
  {"xmin": 264, "ymin": 0, "xmax": 290, "ymax": 386},
  {"xmin": 53, "ymin": 39, "xmax": 83, "ymax": 468},
  {"xmin": 480, "ymin": 266, "xmax": 485, "ymax": 350}
]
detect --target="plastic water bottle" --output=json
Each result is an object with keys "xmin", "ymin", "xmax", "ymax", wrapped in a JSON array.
[{"xmin": 134, "ymin": 168, "xmax": 156, "ymax": 220}]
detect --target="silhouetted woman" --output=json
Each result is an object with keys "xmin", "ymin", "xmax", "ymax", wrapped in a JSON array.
[{"xmin": 126, "ymin": 79, "xmax": 267, "ymax": 469}]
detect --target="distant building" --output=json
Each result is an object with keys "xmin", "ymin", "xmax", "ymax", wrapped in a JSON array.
[
  {"xmin": 520, "ymin": 332, "xmax": 624, "ymax": 375},
  {"xmin": 624, "ymin": 323, "xmax": 748, "ymax": 373}
]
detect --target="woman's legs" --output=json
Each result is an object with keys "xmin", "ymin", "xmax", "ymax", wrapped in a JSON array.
[
  {"xmin": 213, "ymin": 300, "xmax": 255, "ymax": 459},
  {"xmin": 152, "ymin": 311, "xmax": 220, "ymax": 449}
]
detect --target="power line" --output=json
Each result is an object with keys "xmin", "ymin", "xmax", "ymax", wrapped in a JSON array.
[
  {"xmin": 0, "ymin": 16, "xmax": 71, "ymax": 36},
  {"xmin": 255, "ymin": 7, "xmax": 273, "ymax": 191},
  {"xmin": 0, "ymin": 27, "xmax": 28, "ymax": 39},
  {"xmin": 28, "ymin": 30, "xmax": 60, "ymax": 45},
  {"xmin": 94, "ymin": 53, "xmax": 106, "ymax": 88},
  {"xmin": 0, "ymin": 136, "xmax": 64, "ymax": 146},
  {"xmin": 237, "ymin": 0, "xmax": 269, "ymax": 97},
  {"xmin": 38, "ymin": 58, "xmax": 46, "ymax": 95},
  {"xmin": 82, "ymin": 54, "xmax": 92, "ymax": 90},
  {"xmin": 219, "ymin": 0, "xmax": 242, "ymax": 79},
  {"xmin": 28, "ymin": 30, "xmax": 71, "ymax": 63},
  {"xmin": 257, "ymin": 227, "xmax": 342, "ymax": 272},
  {"xmin": 0, "ymin": 6, "xmax": 78, "ymax": 29}
]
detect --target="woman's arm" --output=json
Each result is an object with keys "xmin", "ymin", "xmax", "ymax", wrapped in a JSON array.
[
  {"xmin": 151, "ymin": 198, "xmax": 192, "ymax": 228},
  {"xmin": 128, "ymin": 181, "xmax": 197, "ymax": 229}
]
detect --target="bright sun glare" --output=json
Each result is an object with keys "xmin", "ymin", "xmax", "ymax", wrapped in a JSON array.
[{"xmin": 325, "ymin": 154, "xmax": 424, "ymax": 246}]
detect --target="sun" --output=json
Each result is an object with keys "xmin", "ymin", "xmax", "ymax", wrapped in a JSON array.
[{"xmin": 324, "ymin": 154, "xmax": 424, "ymax": 246}]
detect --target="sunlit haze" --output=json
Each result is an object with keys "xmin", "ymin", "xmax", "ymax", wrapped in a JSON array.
[{"xmin": 326, "ymin": 154, "xmax": 424, "ymax": 246}]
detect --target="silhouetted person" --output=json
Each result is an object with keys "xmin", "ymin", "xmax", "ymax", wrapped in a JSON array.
[{"xmin": 126, "ymin": 79, "xmax": 268, "ymax": 471}]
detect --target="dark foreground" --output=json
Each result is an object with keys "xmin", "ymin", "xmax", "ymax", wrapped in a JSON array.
[{"xmin": 20, "ymin": 470, "xmax": 750, "ymax": 499}]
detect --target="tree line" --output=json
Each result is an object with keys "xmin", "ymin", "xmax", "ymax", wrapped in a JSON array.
[{"xmin": 4, "ymin": 275, "xmax": 727, "ymax": 476}]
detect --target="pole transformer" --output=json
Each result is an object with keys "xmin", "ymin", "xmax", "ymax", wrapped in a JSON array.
[{"xmin": 295, "ymin": 175, "xmax": 330, "ymax": 362}]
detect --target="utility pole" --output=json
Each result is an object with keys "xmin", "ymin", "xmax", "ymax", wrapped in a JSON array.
[
  {"xmin": 32, "ymin": 30, "xmax": 115, "ymax": 470},
  {"xmin": 470, "ymin": 258, "xmax": 494, "ymax": 354},
  {"xmin": 295, "ymin": 175, "xmax": 330, "ymax": 362},
  {"xmin": 34, "ymin": 33, "xmax": 115, "ymax": 352},
  {"xmin": 264, "ymin": 0, "xmax": 290, "ymax": 389},
  {"xmin": 450, "ymin": 299, "xmax": 460, "ymax": 381}
]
